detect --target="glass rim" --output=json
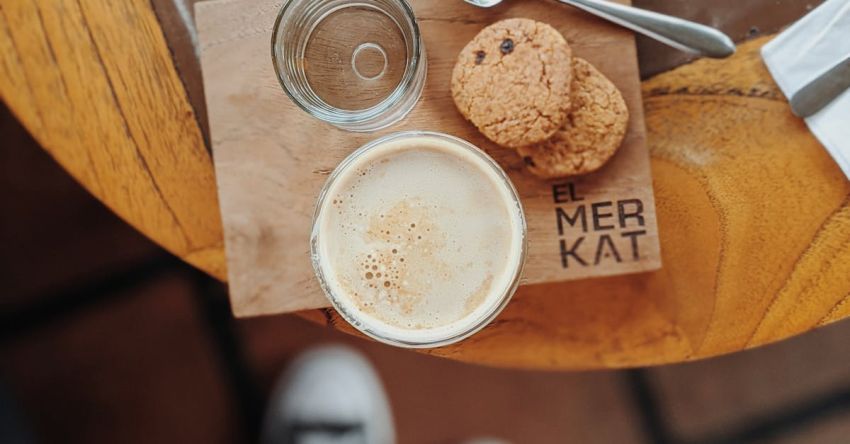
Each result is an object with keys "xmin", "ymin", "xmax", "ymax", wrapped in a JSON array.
[
  {"xmin": 309, "ymin": 131, "xmax": 529, "ymax": 348},
  {"xmin": 271, "ymin": 0, "xmax": 425, "ymax": 131}
]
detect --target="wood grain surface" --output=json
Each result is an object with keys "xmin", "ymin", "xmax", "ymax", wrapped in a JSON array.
[
  {"xmin": 2, "ymin": 0, "xmax": 850, "ymax": 369},
  {"xmin": 196, "ymin": 0, "xmax": 660, "ymax": 316},
  {"xmin": 0, "ymin": 0, "xmax": 225, "ymax": 279}
]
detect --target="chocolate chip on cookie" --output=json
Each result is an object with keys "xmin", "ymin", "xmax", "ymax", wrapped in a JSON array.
[{"xmin": 451, "ymin": 18, "xmax": 573, "ymax": 148}]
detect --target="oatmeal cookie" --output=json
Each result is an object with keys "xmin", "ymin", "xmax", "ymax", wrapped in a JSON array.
[
  {"xmin": 451, "ymin": 18, "xmax": 573, "ymax": 148},
  {"xmin": 518, "ymin": 57, "xmax": 628, "ymax": 178}
]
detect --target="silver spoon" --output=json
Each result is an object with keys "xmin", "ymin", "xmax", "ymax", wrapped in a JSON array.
[{"xmin": 464, "ymin": 0, "xmax": 736, "ymax": 58}]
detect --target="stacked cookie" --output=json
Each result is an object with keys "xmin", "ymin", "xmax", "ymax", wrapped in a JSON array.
[{"xmin": 451, "ymin": 18, "xmax": 628, "ymax": 179}]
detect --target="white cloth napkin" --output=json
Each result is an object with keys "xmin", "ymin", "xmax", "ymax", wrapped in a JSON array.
[{"xmin": 761, "ymin": 0, "xmax": 850, "ymax": 179}]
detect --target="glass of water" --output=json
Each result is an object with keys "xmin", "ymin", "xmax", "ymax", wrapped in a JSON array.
[{"xmin": 272, "ymin": 0, "xmax": 427, "ymax": 132}]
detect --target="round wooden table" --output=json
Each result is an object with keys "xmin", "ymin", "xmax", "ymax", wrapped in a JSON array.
[{"xmin": 3, "ymin": 0, "xmax": 849, "ymax": 369}]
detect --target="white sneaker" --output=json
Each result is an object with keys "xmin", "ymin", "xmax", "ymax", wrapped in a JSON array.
[{"xmin": 261, "ymin": 345, "xmax": 395, "ymax": 444}]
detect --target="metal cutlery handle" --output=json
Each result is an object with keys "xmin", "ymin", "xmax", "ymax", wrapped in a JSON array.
[
  {"xmin": 559, "ymin": 0, "xmax": 735, "ymax": 58},
  {"xmin": 790, "ymin": 56, "xmax": 850, "ymax": 118}
]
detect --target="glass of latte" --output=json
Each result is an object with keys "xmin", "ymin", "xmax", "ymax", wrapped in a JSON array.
[{"xmin": 311, "ymin": 132, "xmax": 527, "ymax": 347}]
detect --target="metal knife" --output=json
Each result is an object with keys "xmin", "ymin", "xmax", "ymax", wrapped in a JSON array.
[{"xmin": 790, "ymin": 56, "xmax": 850, "ymax": 118}]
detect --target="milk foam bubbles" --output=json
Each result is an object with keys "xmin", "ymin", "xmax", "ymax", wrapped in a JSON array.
[{"xmin": 311, "ymin": 132, "xmax": 526, "ymax": 347}]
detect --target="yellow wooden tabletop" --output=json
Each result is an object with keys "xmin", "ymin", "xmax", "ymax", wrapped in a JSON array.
[{"xmin": 2, "ymin": 1, "xmax": 849, "ymax": 369}]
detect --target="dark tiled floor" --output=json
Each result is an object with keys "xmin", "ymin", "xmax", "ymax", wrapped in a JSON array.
[
  {"xmin": 241, "ymin": 315, "xmax": 643, "ymax": 444},
  {"xmin": 0, "ymin": 275, "xmax": 242, "ymax": 444},
  {"xmin": 649, "ymin": 325, "xmax": 850, "ymax": 442},
  {"xmin": 5, "ymin": 104, "xmax": 850, "ymax": 444},
  {"xmin": 769, "ymin": 412, "xmax": 850, "ymax": 444}
]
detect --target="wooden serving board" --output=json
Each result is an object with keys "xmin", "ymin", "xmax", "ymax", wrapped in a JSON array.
[{"xmin": 197, "ymin": 0, "xmax": 661, "ymax": 317}]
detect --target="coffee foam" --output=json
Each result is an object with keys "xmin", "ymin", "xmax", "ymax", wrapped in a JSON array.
[{"xmin": 314, "ymin": 133, "xmax": 525, "ymax": 345}]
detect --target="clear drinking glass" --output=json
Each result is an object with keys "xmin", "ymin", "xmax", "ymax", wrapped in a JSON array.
[
  {"xmin": 309, "ymin": 132, "xmax": 528, "ymax": 348},
  {"xmin": 272, "ymin": 0, "xmax": 427, "ymax": 132}
]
